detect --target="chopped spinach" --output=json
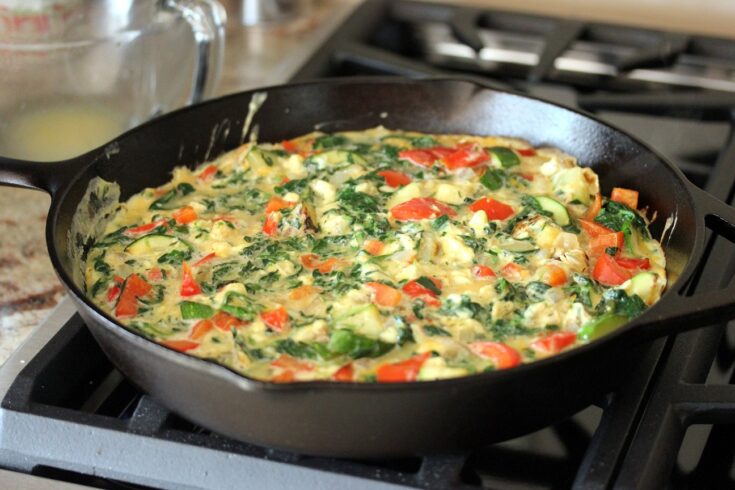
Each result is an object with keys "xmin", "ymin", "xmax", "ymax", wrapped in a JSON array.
[
  {"xmin": 595, "ymin": 288, "xmax": 647, "ymax": 318},
  {"xmin": 411, "ymin": 135, "xmax": 438, "ymax": 148},
  {"xmin": 313, "ymin": 134, "xmax": 348, "ymax": 149},
  {"xmin": 157, "ymin": 249, "xmax": 192, "ymax": 265},
  {"xmin": 479, "ymin": 168, "xmax": 506, "ymax": 190},
  {"xmin": 565, "ymin": 273, "xmax": 599, "ymax": 308},
  {"xmin": 432, "ymin": 214, "xmax": 450, "ymax": 230},
  {"xmin": 424, "ymin": 325, "xmax": 451, "ymax": 337},
  {"xmin": 149, "ymin": 183, "xmax": 195, "ymax": 210},
  {"xmin": 594, "ymin": 200, "xmax": 650, "ymax": 252},
  {"xmin": 220, "ymin": 292, "xmax": 260, "ymax": 321},
  {"xmin": 276, "ymin": 338, "xmax": 330, "ymax": 360},
  {"xmin": 328, "ymin": 329, "xmax": 393, "ymax": 359},
  {"xmin": 525, "ymin": 281, "xmax": 550, "ymax": 302},
  {"xmin": 416, "ymin": 276, "xmax": 442, "ymax": 295},
  {"xmin": 275, "ymin": 178, "xmax": 309, "ymax": 196},
  {"xmin": 488, "ymin": 147, "xmax": 520, "ymax": 168}
]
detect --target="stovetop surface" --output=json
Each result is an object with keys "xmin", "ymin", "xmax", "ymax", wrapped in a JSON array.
[{"xmin": 2, "ymin": 1, "xmax": 735, "ymax": 488}]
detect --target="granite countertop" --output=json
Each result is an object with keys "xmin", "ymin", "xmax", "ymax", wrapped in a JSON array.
[{"xmin": 0, "ymin": 0, "xmax": 358, "ymax": 365}]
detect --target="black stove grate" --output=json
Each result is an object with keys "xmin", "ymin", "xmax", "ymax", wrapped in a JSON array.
[{"xmin": 2, "ymin": 1, "xmax": 735, "ymax": 488}]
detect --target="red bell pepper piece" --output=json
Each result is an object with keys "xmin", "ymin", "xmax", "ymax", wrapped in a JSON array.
[
  {"xmin": 212, "ymin": 311, "xmax": 248, "ymax": 331},
  {"xmin": 124, "ymin": 219, "xmax": 168, "ymax": 235},
  {"xmin": 367, "ymin": 282, "xmax": 402, "ymax": 307},
  {"xmin": 615, "ymin": 256, "xmax": 651, "ymax": 270},
  {"xmin": 172, "ymin": 206, "xmax": 198, "ymax": 225},
  {"xmin": 376, "ymin": 352, "xmax": 431, "ymax": 382},
  {"xmin": 469, "ymin": 197, "xmax": 514, "ymax": 221},
  {"xmin": 402, "ymin": 277, "xmax": 442, "ymax": 298},
  {"xmin": 261, "ymin": 306, "xmax": 289, "ymax": 332},
  {"xmin": 189, "ymin": 320, "xmax": 214, "ymax": 340},
  {"xmin": 471, "ymin": 265, "xmax": 496, "ymax": 279},
  {"xmin": 198, "ymin": 164, "xmax": 218, "ymax": 180},
  {"xmin": 390, "ymin": 197, "xmax": 456, "ymax": 221},
  {"xmin": 443, "ymin": 144, "xmax": 489, "ymax": 170},
  {"xmin": 193, "ymin": 252, "xmax": 216, "ymax": 267},
  {"xmin": 501, "ymin": 263, "xmax": 524, "ymax": 281},
  {"xmin": 592, "ymin": 253, "xmax": 633, "ymax": 286},
  {"xmin": 531, "ymin": 332, "xmax": 576, "ymax": 354},
  {"xmin": 469, "ymin": 342, "xmax": 521, "ymax": 369},
  {"xmin": 180, "ymin": 261, "xmax": 201, "ymax": 297},
  {"xmin": 332, "ymin": 363, "xmax": 354, "ymax": 382},
  {"xmin": 589, "ymin": 231, "xmax": 624, "ymax": 253},
  {"xmin": 579, "ymin": 219, "xmax": 614, "ymax": 237},
  {"xmin": 147, "ymin": 267, "xmax": 163, "ymax": 281},
  {"xmin": 162, "ymin": 339, "xmax": 199, "ymax": 352},
  {"xmin": 363, "ymin": 239, "xmax": 385, "ymax": 256},
  {"xmin": 377, "ymin": 170, "xmax": 412, "ymax": 187},
  {"xmin": 398, "ymin": 149, "xmax": 440, "ymax": 167},
  {"xmin": 114, "ymin": 274, "xmax": 152, "ymax": 318},
  {"xmin": 611, "ymin": 187, "xmax": 639, "ymax": 210}
]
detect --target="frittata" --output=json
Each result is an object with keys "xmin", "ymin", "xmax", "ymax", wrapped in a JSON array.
[{"xmin": 84, "ymin": 127, "xmax": 666, "ymax": 382}]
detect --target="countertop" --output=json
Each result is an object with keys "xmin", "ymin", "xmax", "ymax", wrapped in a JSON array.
[{"xmin": 0, "ymin": 0, "xmax": 358, "ymax": 365}]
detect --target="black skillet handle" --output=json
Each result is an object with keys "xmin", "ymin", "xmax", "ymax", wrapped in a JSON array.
[
  {"xmin": 0, "ymin": 155, "xmax": 82, "ymax": 196},
  {"xmin": 635, "ymin": 185, "xmax": 735, "ymax": 341}
]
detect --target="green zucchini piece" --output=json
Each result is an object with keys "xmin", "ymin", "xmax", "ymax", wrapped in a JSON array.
[
  {"xmin": 577, "ymin": 314, "xmax": 628, "ymax": 342},
  {"xmin": 628, "ymin": 272, "xmax": 657, "ymax": 301},
  {"xmin": 534, "ymin": 196, "xmax": 571, "ymax": 226},
  {"xmin": 180, "ymin": 301, "xmax": 214, "ymax": 320},
  {"xmin": 488, "ymin": 147, "xmax": 520, "ymax": 168}
]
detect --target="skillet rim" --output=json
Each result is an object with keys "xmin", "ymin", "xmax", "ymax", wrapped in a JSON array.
[{"xmin": 46, "ymin": 75, "xmax": 703, "ymax": 392}]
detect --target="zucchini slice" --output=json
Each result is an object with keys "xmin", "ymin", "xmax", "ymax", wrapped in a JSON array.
[
  {"xmin": 125, "ymin": 234, "xmax": 189, "ymax": 255},
  {"xmin": 535, "ymin": 196, "xmax": 571, "ymax": 226}
]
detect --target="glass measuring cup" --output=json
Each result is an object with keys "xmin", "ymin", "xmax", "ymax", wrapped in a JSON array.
[{"xmin": 0, "ymin": 0, "xmax": 226, "ymax": 161}]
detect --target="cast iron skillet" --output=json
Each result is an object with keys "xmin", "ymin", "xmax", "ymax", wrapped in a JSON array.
[{"xmin": 2, "ymin": 77, "xmax": 735, "ymax": 458}]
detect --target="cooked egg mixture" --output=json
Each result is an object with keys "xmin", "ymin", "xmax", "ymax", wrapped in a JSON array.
[{"xmin": 85, "ymin": 127, "xmax": 666, "ymax": 383}]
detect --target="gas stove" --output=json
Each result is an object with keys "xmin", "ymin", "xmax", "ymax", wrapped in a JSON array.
[{"xmin": 2, "ymin": 1, "xmax": 735, "ymax": 488}]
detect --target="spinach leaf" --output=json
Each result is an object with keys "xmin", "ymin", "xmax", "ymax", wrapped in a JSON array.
[
  {"xmin": 274, "ymin": 178, "xmax": 309, "ymax": 196},
  {"xmin": 480, "ymin": 168, "xmax": 506, "ymax": 190},
  {"xmin": 338, "ymin": 186, "xmax": 380, "ymax": 214},
  {"xmin": 432, "ymin": 214, "xmax": 450, "ymax": 230},
  {"xmin": 595, "ymin": 288, "xmax": 647, "ymax": 318},
  {"xmin": 158, "ymin": 249, "xmax": 192, "ymax": 265},
  {"xmin": 525, "ymin": 281, "xmax": 550, "ymax": 302},
  {"xmin": 412, "ymin": 135, "xmax": 438, "ymax": 148},
  {"xmin": 488, "ymin": 147, "xmax": 520, "ymax": 168},
  {"xmin": 424, "ymin": 325, "xmax": 451, "ymax": 337},
  {"xmin": 93, "ymin": 227, "xmax": 131, "ymax": 248},
  {"xmin": 328, "ymin": 329, "xmax": 393, "ymax": 359},
  {"xmin": 232, "ymin": 330, "xmax": 265, "ymax": 360},
  {"xmin": 416, "ymin": 276, "xmax": 442, "ymax": 295},
  {"xmin": 565, "ymin": 273, "xmax": 599, "ymax": 307},
  {"xmin": 149, "ymin": 183, "xmax": 195, "ymax": 210},
  {"xmin": 594, "ymin": 200, "xmax": 651, "ymax": 251},
  {"xmin": 439, "ymin": 294, "xmax": 483, "ymax": 318},
  {"xmin": 275, "ymin": 338, "xmax": 330, "ymax": 360},
  {"xmin": 220, "ymin": 292, "xmax": 260, "ymax": 321},
  {"xmin": 313, "ymin": 135, "xmax": 348, "ymax": 149}
]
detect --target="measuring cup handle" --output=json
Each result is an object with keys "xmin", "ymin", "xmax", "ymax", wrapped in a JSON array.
[{"xmin": 169, "ymin": 0, "xmax": 227, "ymax": 102}]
